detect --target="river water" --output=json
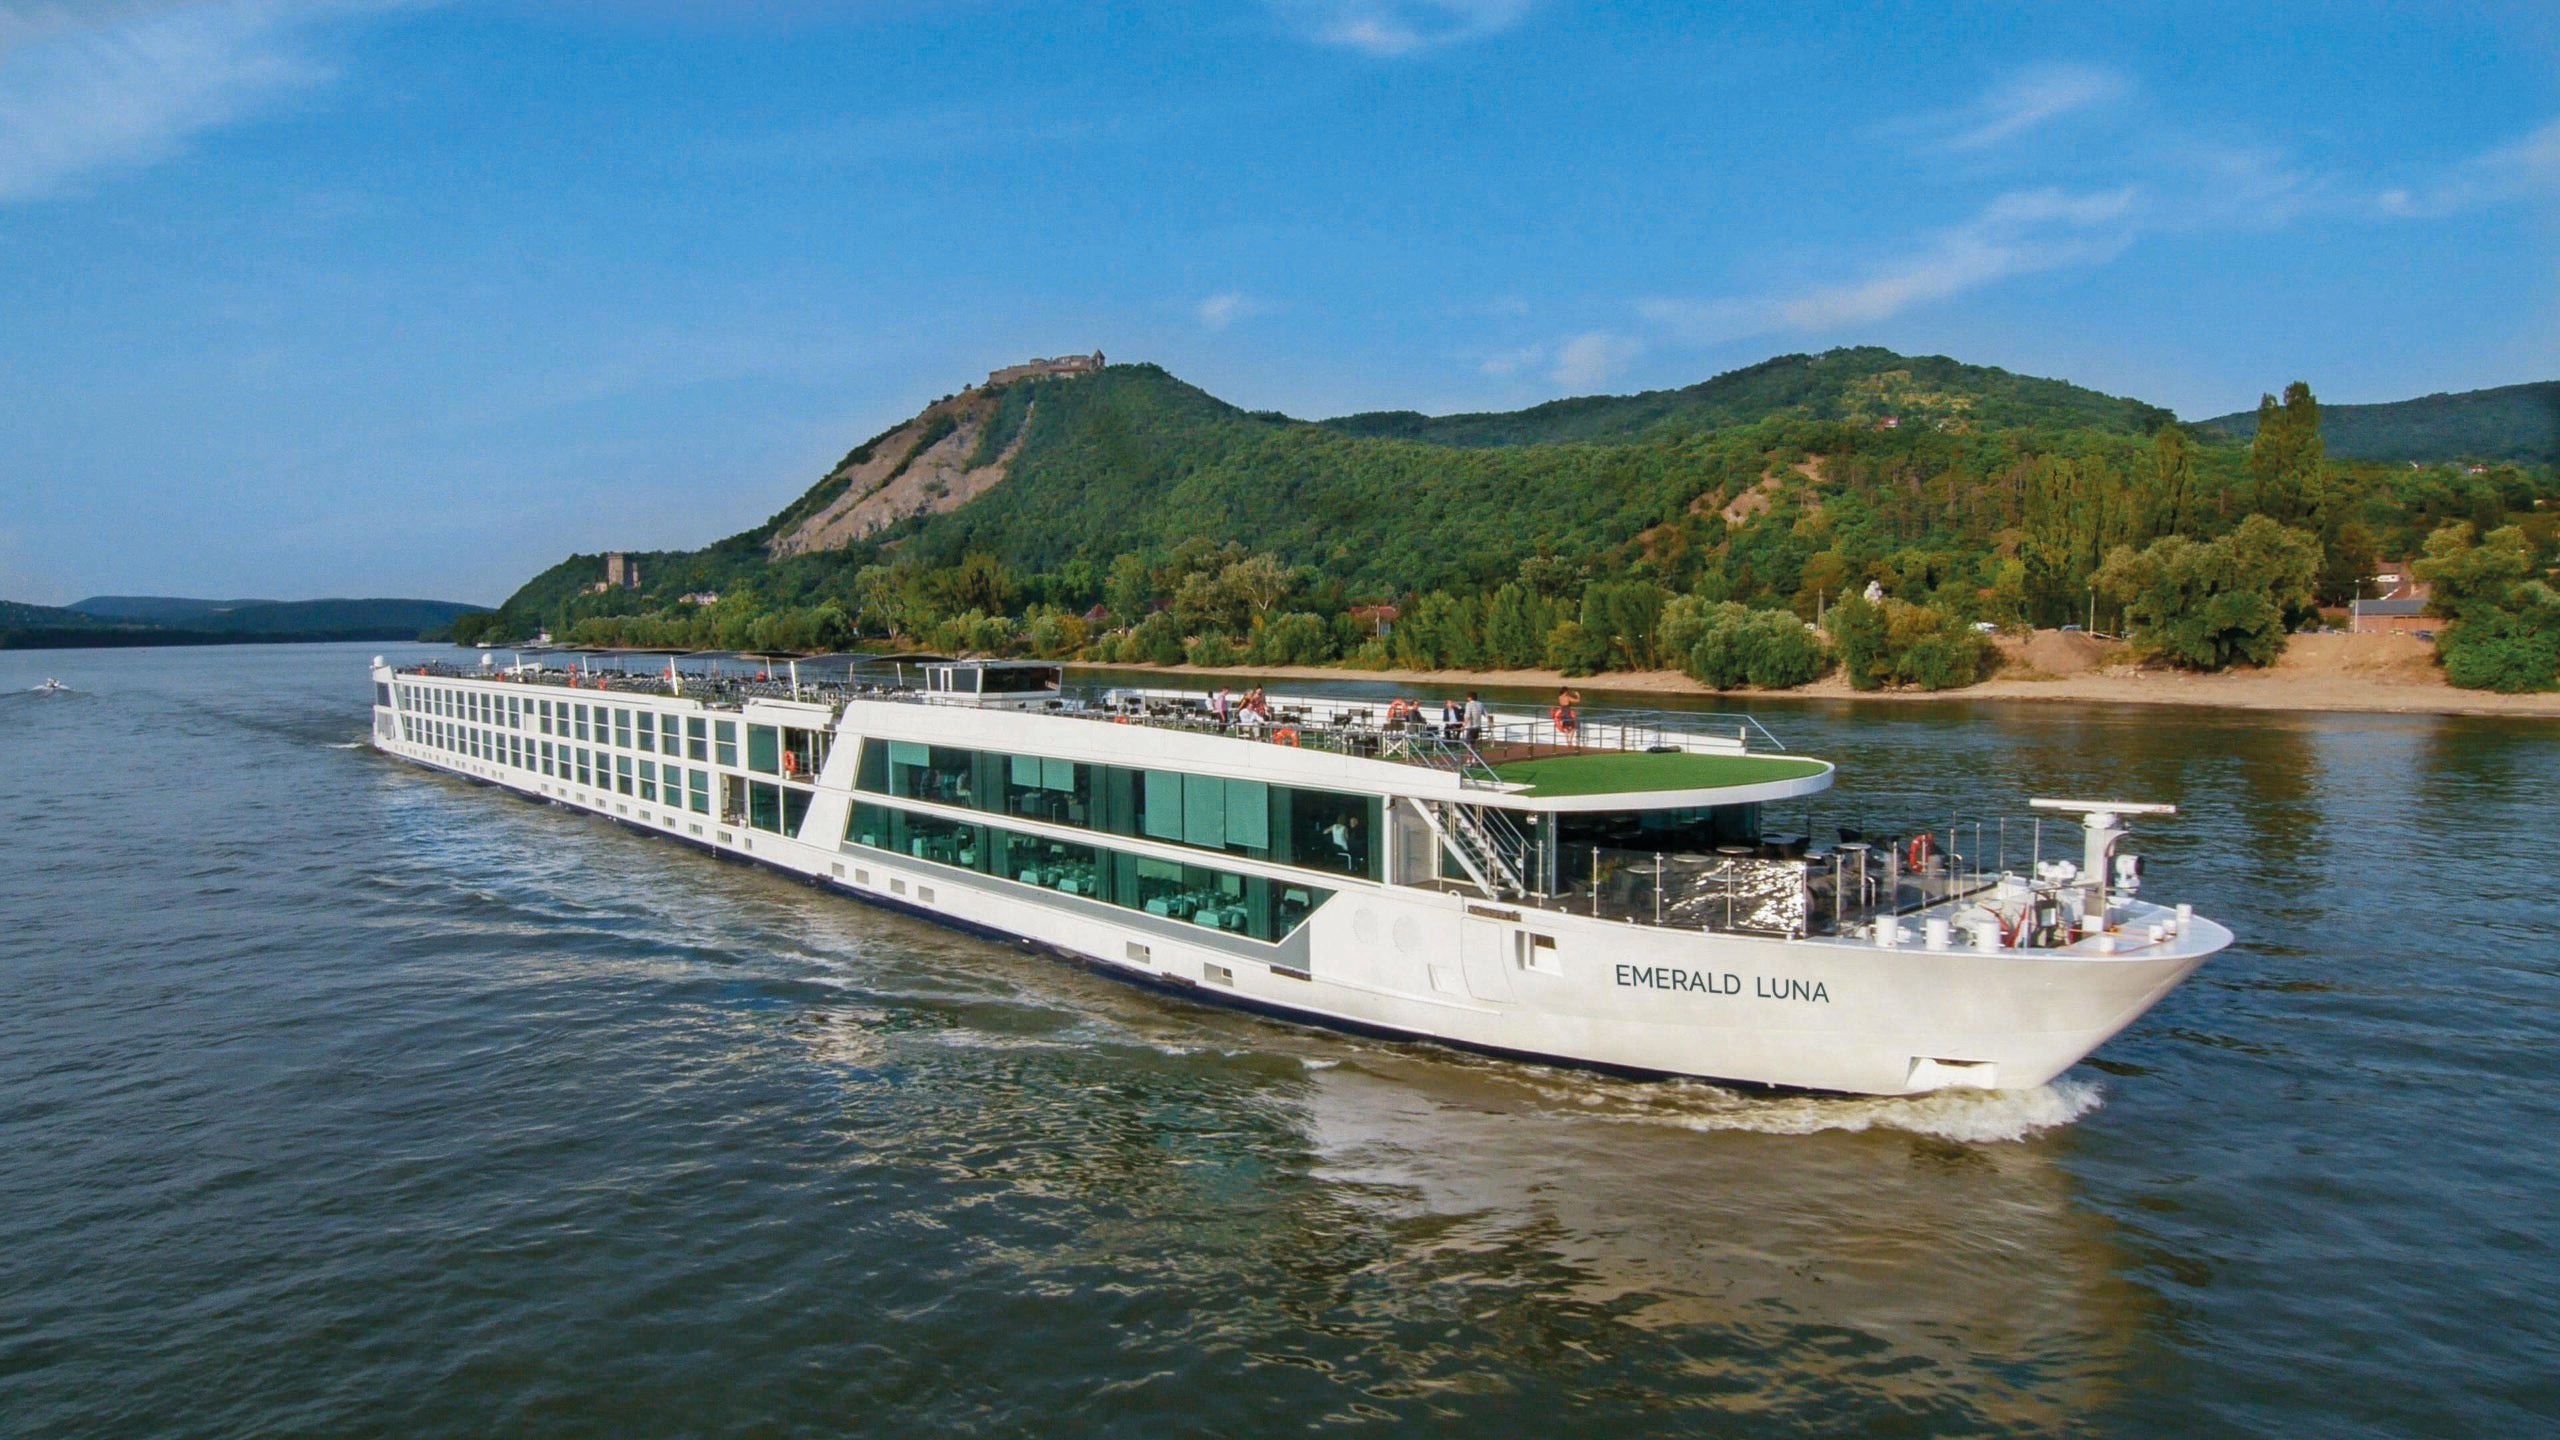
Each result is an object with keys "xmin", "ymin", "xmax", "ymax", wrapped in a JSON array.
[{"xmin": 2, "ymin": 642, "xmax": 2552, "ymax": 1436}]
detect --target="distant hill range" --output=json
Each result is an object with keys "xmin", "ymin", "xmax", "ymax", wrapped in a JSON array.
[
  {"xmin": 1, "ymin": 595, "xmax": 488, "ymax": 650},
  {"xmin": 2200, "ymin": 381, "xmax": 2559, "ymax": 466},
  {"xmin": 1323, "ymin": 347, "xmax": 2177, "ymax": 447}
]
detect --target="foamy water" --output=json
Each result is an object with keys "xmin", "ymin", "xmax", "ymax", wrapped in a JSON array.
[{"xmin": 1606, "ymin": 1076, "xmax": 2108, "ymax": 1142}]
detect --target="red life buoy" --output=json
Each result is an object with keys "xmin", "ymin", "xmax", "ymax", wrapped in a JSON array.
[
  {"xmin": 1272, "ymin": 727, "xmax": 1300, "ymax": 747},
  {"xmin": 1906, "ymin": 833, "xmax": 1934, "ymax": 869}
]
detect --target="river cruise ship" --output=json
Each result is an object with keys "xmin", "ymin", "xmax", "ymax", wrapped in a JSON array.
[{"xmin": 369, "ymin": 653, "xmax": 2230, "ymax": 1096}]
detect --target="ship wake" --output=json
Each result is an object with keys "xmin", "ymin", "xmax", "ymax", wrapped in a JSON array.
[{"xmin": 1603, "ymin": 1076, "xmax": 2107, "ymax": 1143}]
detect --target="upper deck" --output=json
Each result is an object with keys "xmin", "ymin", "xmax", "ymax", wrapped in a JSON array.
[{"xmin": 395, "ymin": 651, "xmax": 1832, "ymax": 808}]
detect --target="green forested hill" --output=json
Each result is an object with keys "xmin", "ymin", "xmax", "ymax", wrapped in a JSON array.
[
  {"xmin": 476, "ymin": 352, "xmax": 2557, "ymax": 680},
  {"xmin": 495, "ymin": 350, "xmax": 2194, "ymax": 617},
  {"xmin": 889, "ymin": 365, "xmax": 1722, "ymax": 587},
  {"xmin": 1322, "ymin": 347, "xmax": 2176, "ymax": 447},
  {"xmin": 2201, "ymin": 382, "xmax": 2560, "ymax": 466}
]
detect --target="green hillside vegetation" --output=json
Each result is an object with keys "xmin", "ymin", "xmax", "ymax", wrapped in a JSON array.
[
  {"xmin": 2201, "ymin": 381, "xmax": 2560, "ymax": 466},
  {"xmin": 1323, "ymin": 348, "xmax": 2176, "ymax": 447},
  {"xmin": 467, "ymin": 354, "xmax": 2560, "ymax": 694}
]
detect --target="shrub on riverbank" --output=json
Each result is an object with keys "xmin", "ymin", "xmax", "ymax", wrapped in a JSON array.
[
  {"xmin": 1665, "ymin": 599, "xmax": 1831, "ymax": 689},
  {"xmin": 2415, "ymin": 523, "xmax": 2560, "ymax": 692},
  {"xmin": 1244, "ymin": 611, "xmax": 1338, "ymax": 666},
  {"xmin": 2095, "ymin": 515, "xmax": 2320, "ymax": 670},
  {"xmin": 1827, "ymin": 595, "xmax": 1992, "ymax": 690}
]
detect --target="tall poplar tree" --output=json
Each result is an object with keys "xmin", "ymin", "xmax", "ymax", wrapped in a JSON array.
[
  {"xmin": 2248, "ymin": 381, "xmax": 2326, "ymax": 526},
  {"xmin": 2143, "ymin": 426, "xmax": 2194, "ymax": 540}
]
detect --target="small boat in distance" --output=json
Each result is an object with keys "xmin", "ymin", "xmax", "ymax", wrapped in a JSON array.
[
  {"xmin": 371, "ymin": 653, "xmax": 2231, "ymax": 1096},
  {"xmin": 35, "ymin": 678, "xmax": 68, "ymax": 694}
]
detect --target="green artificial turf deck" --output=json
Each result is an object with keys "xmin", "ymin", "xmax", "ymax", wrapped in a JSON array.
[{"xmin": 1490, "ymin": 750, "xmax": 1829, "ymax": 798}]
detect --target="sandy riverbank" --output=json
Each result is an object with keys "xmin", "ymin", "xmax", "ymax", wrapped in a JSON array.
[{"xmin": 1100, "ymin": 631, "xmax": 2560, "ymax": 719}]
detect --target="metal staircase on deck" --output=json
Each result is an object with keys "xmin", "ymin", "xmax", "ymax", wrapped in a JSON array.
[{"xmin": 1408, "ymin": 798, "xmax": 1532, "ymax": 899}]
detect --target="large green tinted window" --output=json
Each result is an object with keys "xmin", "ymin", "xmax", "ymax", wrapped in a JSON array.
[
  {"xmin": 854, "ymin": 741, "xmax": 1377, "ymax": 879},
  {"xmin": 748, "ymin": 725, "xmax": 780, "ymax": 775},
  {"xmin": 740, "ymin": 781, "xmax": 810, "ymax": 835},
  {"xmin": 847, "ymin": 802, "xmax": 1328, "ymax": 942}
]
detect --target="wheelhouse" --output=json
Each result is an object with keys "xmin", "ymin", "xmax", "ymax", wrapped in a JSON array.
[{"xmin": 920, "ymin": 660, "xmax": 1062, "ymax": 707}]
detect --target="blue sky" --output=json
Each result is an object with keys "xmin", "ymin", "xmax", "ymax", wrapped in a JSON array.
[{"xmin": 2, "ymin": 0, "xmax": 2553, "ymax": 605}]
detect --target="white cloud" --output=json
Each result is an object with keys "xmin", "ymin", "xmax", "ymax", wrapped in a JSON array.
[
  {"xmin": 2378, "ymin": 116, "xmax": 2560, "ymax": 219},
  {"xmin": 1550, "ymin": 331, "xmax": 1638, "ymax": 390},
  {"xmin": 1474, "ymin": 342, "xmax": 1543, "ymax": 377},
  {"xmin": 1273, "ymin": 0, "xmax": 1532, "ymax": 57},
  {"xmin": 1195, "ymin": 291, "xmax": 1272, "ymax": 330},
  {"xmin": 1614, "ymin": 73, "xmax": 2545, "ymax": 368},
  {"xmin": 0, "ymin": 0, "xmax": 394, "ymax": 205},
  {"xmin": 1935, "ymin": 64, "xmax": 2127, "ymax": 151},
  {"xmin": 1641, "ymin": 185, "xmax": 2138, "ymax": 342}
]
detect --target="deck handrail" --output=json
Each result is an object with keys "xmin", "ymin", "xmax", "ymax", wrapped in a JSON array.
[{"xmin": 390, "ymin": 663, "xmax": 1788, "ymax": 783}]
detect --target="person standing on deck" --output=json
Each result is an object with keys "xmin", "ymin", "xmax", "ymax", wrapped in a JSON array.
[
  {"xmin": 1553, "ymin": 688, "xmax": 1581, "ymax": 745},
  {"xmin": 1210, "ymin": 686, "xmax": 1231, "ymax": 731},
  {"xmin": 1462, "ymin": 692, "xmax": 1489, "ymax": 746}
]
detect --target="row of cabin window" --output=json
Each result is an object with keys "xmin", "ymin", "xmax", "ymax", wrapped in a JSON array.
[
  {"xmin": 848, "ymin": 801, "xmax": 1332, "ymax": 943},
  {"xmin": 398, "ymin": 683, "xmax": 517, "ymax": 729},
  {"xmin": 852, "ymin": 740, "xmax": 1380, "ymax": 880},
  {"xmin": 536, "ymin": 700, "xmax": 721, "ymax": 763},
  {"xmin": 398, "ymin": 688, "xmax": 828, "ymax": 786},
  {"xmin": 402, "ymin": 714, "xmax": 715, "ymax": 813}
]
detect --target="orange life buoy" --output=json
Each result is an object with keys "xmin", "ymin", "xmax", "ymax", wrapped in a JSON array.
[
  {"xmin": 1906, "ymin": 833, "xmax": 1934, "ymax": 869},
  {"xmin": 1272, "ymin": 727, "xmax": 1300, "ymax": 747}
]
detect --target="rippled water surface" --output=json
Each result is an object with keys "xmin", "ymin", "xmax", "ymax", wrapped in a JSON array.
[{"xmin": 3, "ymin": 643, "xmax": 2555, "ymax": 1436}]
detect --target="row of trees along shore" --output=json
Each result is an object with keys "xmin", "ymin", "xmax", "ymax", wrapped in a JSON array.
[{"xmin": 457, "ymin": 381, "xmax": 2560, "ymax": 693}]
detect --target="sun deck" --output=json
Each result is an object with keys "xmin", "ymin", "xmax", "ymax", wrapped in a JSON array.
[{"xmin": 398, "ymin": 655, "xmax": 1823, "ymax": 803}]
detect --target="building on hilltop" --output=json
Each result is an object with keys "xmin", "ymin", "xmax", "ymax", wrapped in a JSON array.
[
  {"xmin": 588, "ymin": 552, "xmax": 642, "ymax": 594},
  {"xmin": 986, "ymin": 352, "xmax": 1106, "ymax": 387}
]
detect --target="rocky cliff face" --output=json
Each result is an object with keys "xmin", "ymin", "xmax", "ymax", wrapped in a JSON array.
[{"xmin": 765, "ymin": 389, "xmax": 1035, "ymax": 558}]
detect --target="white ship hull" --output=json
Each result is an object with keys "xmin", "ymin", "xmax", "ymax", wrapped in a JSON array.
[{"xmin": 369, "ymin": 660, "xmax": 2226, "ymax": 1096}]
